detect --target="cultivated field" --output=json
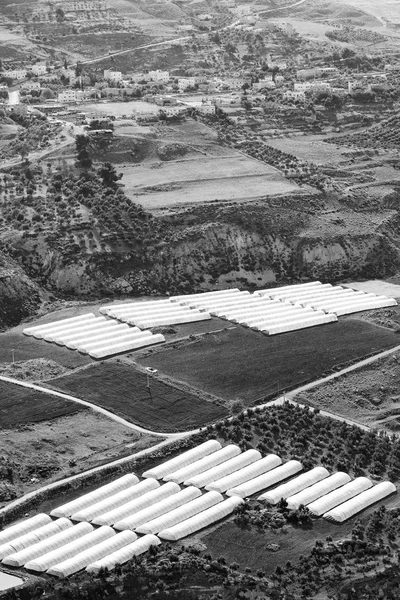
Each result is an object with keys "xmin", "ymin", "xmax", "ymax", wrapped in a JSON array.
[
  {"xmin": 0, "ymin": 379, "xmax": 85, "ymax": 427},
  {"xmin": 122, "ymin": 155, "xmax": 300, "ymax": 209},
  {"xmin": 50, "ymin": 361, "xmax": 227, "ymax": 431},
  {"xmin": 140, "ymin": 320, "xmax": 400, "ymax": 403},
  {"xmin": 266, "ymin": 136, "xmax": 352, "ymax": 166}
]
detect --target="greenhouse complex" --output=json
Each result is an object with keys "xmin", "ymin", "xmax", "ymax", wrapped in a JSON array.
[
  {"xmin": 0, "ymin": 441, "xmax": 395, "ymax": 578},
  {"xmin": 21, "ymin": 281, "xmax": 397, "ymax": 361}
]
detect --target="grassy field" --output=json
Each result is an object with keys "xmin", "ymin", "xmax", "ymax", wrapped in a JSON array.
[
  {"xmin": 50, "ymin": 362, "xmax": 227, "ymax": 431},
  {"xmin": 140, "ymin": 320, "xmax": 400, "ymax": 403},
  {"xmin": 0, "ymin": 380, "xmax": 85, "ymax": 427}
]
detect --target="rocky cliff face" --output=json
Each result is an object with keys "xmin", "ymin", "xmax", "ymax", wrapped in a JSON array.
[{"xmin": 0, "ymin": 253, "xmax": 43, "ymax": 330}]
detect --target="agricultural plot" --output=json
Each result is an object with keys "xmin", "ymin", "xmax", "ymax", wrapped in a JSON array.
[
  {"xmin": 50, "ymin": 362, "xmax": 227, "ymax": 430},
  {"xmin": 140, "ymin": 320, "xmax": 400, "ymax": 402},
  {"xmin": 121, "ymin": 155, "xmax": 300, "ymax": 209},
  {"xmin": 0, "ymin": 380, "xmax": 85, "ymax": 427}
]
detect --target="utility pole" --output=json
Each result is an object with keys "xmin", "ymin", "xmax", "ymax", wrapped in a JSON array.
[
  {"xmin": 146, "ymin": 367, "xmax": 158, "ymax": 391},
  {"xmin": 11, "ymin": 349, "xmax": 15, "ymax": 365}
]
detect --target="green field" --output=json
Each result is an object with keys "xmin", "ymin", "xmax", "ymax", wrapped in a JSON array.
[
  {"xmin": 50, "ymin": 362, "xmax": 227, "ymax": 431},
  {"xmin": 0, "ymin": 380, "xmax": 85, "ymax": 427},
  {"xmin": 140, "ymin": 319, "xmax": 400, "ymax": 403}
]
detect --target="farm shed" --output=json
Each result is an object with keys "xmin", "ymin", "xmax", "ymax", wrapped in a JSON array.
[
  {"xmin": 206, "ymin": 454, "xmax": 282, "ymax": 494},
  {"xmin": 47, "ymin": 531, "xmax": 137, "ymax": 578},
  {"xmin": 158, "ymin": 496, "xmax": 244, "ymax": 541},
  {"xmin": 307, "ymin": 477, "xmax": 373, "ymax": 517},
  {"xmin": 259, "ymin": 467, "xmax": 330, "ymax": 504},
  {"xmin": 324, "ymin": 481, "xmax": 396, "ymax": 522},
  {"xmin": 2, "ymin": 522, "xmax": 91, "ymax": 568},
  {"xmin": 71, "ymin": 479, "xmax": 160, "ymax": 522},
  {"xmin": 135, "ymin": 491, "xmax": 223, "ymax": 535},
  {"xmin": 24, "ymin": 525, "xmax": 113, "ymax": 573},
  {"xmin": 86, "ymin": 534, "xmax": 161, "ymax": 573},
  {"xmin": 164, "ymin": 444, "xmax": 242, "ymax": 484},
  {"xmin": 286, "ymin": 472, "xmax": 351, "ymax": 510},
  {"xmin": 50, "ymin": 474, "xmax": 139, "ymax": 518},
  {"xmin": 142, "ymin": 440, "xmax": 222, "ymax": 480},
  {"xmin": 92, "ymin": 482, "xmax": 181, "ymax": 527},
  {"xmin": 184, "ymin": 449, "xmax": 262, "ymax": 489},
  {"xmin": 114, "ymin": 486, "xmax": 202, "ymax": 531},
  {"xmin": 227, "ymin": 460, "xmax": 303, "ymax": 498},
  {"xmin": 0, "ymin": 514, "xmax": 52, "ymax": 546},
  {"xmin": 0, "ymin": 518, "xmax": 72, "ymax": 560}
]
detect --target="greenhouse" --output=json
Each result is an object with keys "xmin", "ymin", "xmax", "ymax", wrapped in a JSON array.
[
  {"xmin": 254, "ymin": 282, "xmax": 324, "ymax": 297},
  {"xmin": 307, "ymin": 477, "xmax": 373, "ymax": 517},
  {"xmin": 2, "ymin": 522, "xmax": 92, "ymax": 568},
  {"xmin": 47, "ymin": 531, "xmax": 138, "ymax": 578},
  {"xmin": 50, "ymin": 474, "xmax": 139, "ymax": 518},
  {"xmin": 91, "ymin": 482, "xmax": 181, "ymax": 527},
  {"xmin": 88, "ymin": 333, "xmax": 165, "ymax": 359},
  {"xmin": 206, "ymin": 454, "xmax": 282, "ymax": 494},
  {"xmin": 70, "ymin": 479, "xmax": 160, "ymax": 522},
  {"xmin": 46, "ymin": 317, "xmax": 112, "ymax": 344},
  {"xmin": 324, "ymin": 481, "xmax": 396, "ymax": 522},
  {"xmin": 0, "ymin": 518, "xmax": 72, "ymax": 560},
  {"xmin": 158, "ymin": 497, "xmax": 244, "ymax": 541},
  {"xmin": 134, "ymin": 312, "xmax": 211, "ymax": 329},
  {"xmin": 142, "ymin": 440, "xmax": 222, "ymax": 480},
  {"xmin": 86, "ymin": 535, "xmax": 161, "ymax": 574},
  {"xmin": 113, "ymin": 486, "xmax": 202, "ymax": 531},
  {"xmin": 164, "ymin": 444, "xmax": 242, "ymax": 484},
  {"xmin": 82, "ymin": 330, "xmax": 153, "ymax": 353},
  {"xmin": 23, "ymin": 313, "xmax": 96, "ymax": 336},
  {"xmin": 227, "ymin": 460, "xmax": 303, "ymax": 498},
  {"xmin": 258, "ymin": 467, "xmax": 331, "ymax": 504},
  {"xmin": 135, "ymin": 491, "xmax": 223, "ymax": 535},
  {"xmin": 184, "ymin": 449, "xmax": 262, "ymax": 489},
  {"xmin": 24, "ymin": 525, "xmax": 114, "ymax": 572},
  {"xmin": 0, "ymin": 514, "xmax": 52, "ymax": 546},
  {"xmin": 286, "ymin": 472, "xmax": 351, "ymax": 511},
  {"xmin": 68, "ymin": 325, "xmax": 131, "ymax": 350},
  {"xmin": 32, "ymin": 316, "xmax": 99, "ymax": 340}
]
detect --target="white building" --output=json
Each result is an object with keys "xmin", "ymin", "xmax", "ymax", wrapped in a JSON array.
[
  {"xmin": 21, "ymin": 81, "xmax": 41, "ymax": 92},
  {"xmin": 197, "ymin": 104, "xmax": 215, "ymax": 115},
  {"xmin": 8, "ymin": 90, "xmax": 20, "ymax": 105},
  {"xmin": 104, "ymin": 70, "xmax": 122, "ymax": 83},
  {"xmin": 6, "ymin": 70, "xmax": 27, "ymax": 80},
  {"xmin": 31, "ymin": 64, "xmax": 47, "ymax": 76},
  {"xmin": 58, "ymin": 89, "xmax": 87, "ymax": 103},
  {"xmin": 284, "ymin": 90, "xmax": 305, "ymax": 101},
  {"xmin": 294, "ymin": 82, "xmax": 311, "ymax": 92},
  {"xmin": 178, "ymin": 77, "xmax": 196, "ymax": 92},
  {"xmin": 148, "ymin": 70, "xmax": 170, "ymax": 83}
]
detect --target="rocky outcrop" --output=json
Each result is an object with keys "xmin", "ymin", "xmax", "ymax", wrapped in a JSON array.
[{"xmin": 0, "ymin": 253, "xmax": 43, "ymax": 330}]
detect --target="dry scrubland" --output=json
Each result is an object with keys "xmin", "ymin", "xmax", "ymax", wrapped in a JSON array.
[
  {"xmin": 298, "ymin": 351, "xmax": 400, "ymax": 430},
  {"xmin": 0, "ymin": 408, "xmax": 159, "ymax": 501},
  {"xmin": 140, "ymin": 320, "xmax": 400, "ymax": 403}
]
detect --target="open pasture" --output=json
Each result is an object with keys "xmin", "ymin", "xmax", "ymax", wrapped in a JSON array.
[
  {"xmin": 0, "ymin": 380, "xmax": 85, "ymax": 427},
  {"xmin": 50, "ymin": 362, "xmax": 227, "ymax": 431},
  {"xmin": 140, "ymin": 320, "xmax": 400, "ymax": 402}
]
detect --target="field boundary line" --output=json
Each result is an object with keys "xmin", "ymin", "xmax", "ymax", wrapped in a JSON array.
[{"xmin": 0, "ymin": 375, "xmax": 188, "ymax": 439}]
